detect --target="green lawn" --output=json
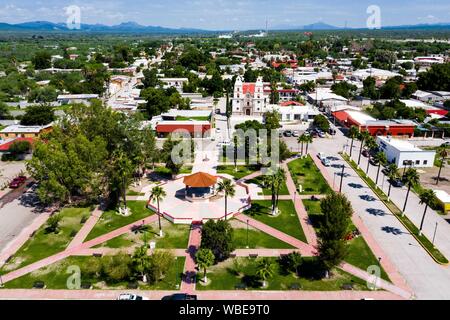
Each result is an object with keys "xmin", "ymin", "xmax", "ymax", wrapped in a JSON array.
[
  {"xmin": 196, "ymin": 257, "xmax": 368, "ymax": 291},
  {"xmin": 126, "ymin": 190, "xmax": 145, "ymax": 196},
  {"xmin": 244, "ymin": 200, "xmax": 307, "ymax": 243},
  {"xmin": 0, "ymin": 207, "xmax": 91, "ymax": 273},
  {"xmin": 3, "ymin": 256, "xmax": 185, "ymax": 291},
  {"xmin": 302, "ymin": 200, "xmax": 390, "ymax": 282},
  {"xmin": 287, "ymin": 156, "xmax": 332, "ymax": 195},
  {"xmin": 216, "ymin": 165, "xmax": 260, "ymax": 180},
  {"xmin": 232, "ymin": 226, "xmax": 294, "ymax": 249},
  {"xmin": 176, "ymin": 116, "xmax": 210, "ymax": 121},
  {"xmin": 245, "ymin": 175, "xmax": 290, "ymax": 196},
  {"xmin": 85, "ymin": 201, "xmax": 154, "ymax": 241},
  {"xmin": 154, "ymin": 166, "xmax": 192, "ymax": 177},
  {"xmin": 97, "ymin": 220, "xmax": 190, "ymax": 249}
]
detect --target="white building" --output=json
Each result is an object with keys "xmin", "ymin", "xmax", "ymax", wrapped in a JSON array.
[
  {"xmin": 232, "ymin": 76, "xmax": 269, "ymax": 116},
  {"xmin": 307, "ymin": 89, "xmax": 348, "ymax": 111},
  {"xmin": 160, "ymin": 78, "xmax": 188, "ymax": 92},
  {"xmin": 377, "ymin": 136, "xmax": 436, "ymax": 168},
  {"xmin": 267, "ymin": 103, "xmax": 320, "ymax": 123}
]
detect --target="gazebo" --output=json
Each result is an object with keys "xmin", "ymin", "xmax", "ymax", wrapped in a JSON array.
[{"xmin": 183, "ymin": 172, "xmax": 218, "ymax": 201}]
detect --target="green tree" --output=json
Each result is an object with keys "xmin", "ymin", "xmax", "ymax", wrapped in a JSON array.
[
  {"xmin": 364, "ymin": 136, "xmax": 377, "ymax": 174},
  {"xmin": 0, "ymin": 102, "xmax": 11, "ymax": 120},
  {"xmin": 331, "ymin": 81, "xmax": 357, "ymax": 99},
  {"xmin": 256, "ymin": 258, "xmax": 276, "ymax": 287},
  {"xmin": 317, "ymin": 192, "xmax": 353, "ymax": 274},
  {"xmin": 347, "ymin": 126, "xmax": 360, "ymax": 158},
  {"xmin": 385, "ymin": 164, "xmax": 399, "ymax": 198},
  {"xmin": 132, "ymin": 245, "xmax": 152, "ymax": 282},
  {"xmin": 32, "ymin": 51, "xmax": 52, "ymax": 70},
  {"xmin": 357, "ymin": 130, "xmax": 371, "ymax": 166},
  {"xmin": 418, "ymin": 189, "xmax": 436, "ymax": 236},
  {"xmin": 149, "ymin": 186, "xmax": 167, "ymax": 237},
  {"xmin": 20, "ymin": 105, "xmax": 55, "ymax": 126},
  {"xmin": 196, "ymin": 248, "xmax": 215, "ymax": 283},
  {"xmin": 402, "ymin": 168, "xmax": 420, "ymax": 214},
  {"xmin": 436, "ymin": 147, "xmax": 448, "ymax": 186},
  {"xmin": 280, "ymin": 252, "xmax": 302, "ymax": 275},
  {"xmin": 147, "ymin": 250, "xmax": 175, "ymax": 284},
  {"xmin": 46, "ymin": 214, "xmax": 61, "ymax": 233},
  {"xmin": 200, "ymin": 219, "xmax": 234, "ymax": 262},
  {"xmin": 101, "ymin": 253, "xmax": 132, "ymax": 282},
  {"xmin": 313, "ymin": 114, "xmax": 330, "ymax": 132},
  {"xmin": 374, "ymin": 152, "xmax": 387, "ymax": 185},
  {"xmin": 417, "ymin": 63, "xmax": 450, "ymax": 91},
  {"xmin": 217, "ymin": 178, "xmax": 236, "ymax": 220}
]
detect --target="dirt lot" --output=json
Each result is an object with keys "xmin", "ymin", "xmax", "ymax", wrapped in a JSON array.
[{"xmin": 418, "ymin": 166, "xmax": 450, "ymax": 194}]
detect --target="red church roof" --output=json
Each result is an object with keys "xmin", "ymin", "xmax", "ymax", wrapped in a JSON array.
[{"xmin": 242, "ymin": 83, "xmax": 256, "ymax": 94}]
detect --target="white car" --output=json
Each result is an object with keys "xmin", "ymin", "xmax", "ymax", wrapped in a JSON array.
[
  {"xmin": 317, "ymin": 152, "xmax": 326, "ymax": 161},
  {"xmin": 117, "ymin": 293, "xmax": 149, "ymax": 300},
  {"xmin": 321, "ymin": 158, "xmax": 330, "ymax": 167}
]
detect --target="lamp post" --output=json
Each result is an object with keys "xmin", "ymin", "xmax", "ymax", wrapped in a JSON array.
[
  {"xmin": 175, "ymin": 257, "xmax": 180, "ymax": 290},
  {"xmin": 432, "ymin": 222, "xmax": 438, "ymax": 247},
  {"xmin": 294, "ymin": 191, "xmax": 297, "ymax": 204},
  {"xmin": 246, "ymin": 219, "xmax": 249, "ymax": 249},
  {"xmin": 339, "ymin": 164, "xmax": 345, "ymax": 193}
]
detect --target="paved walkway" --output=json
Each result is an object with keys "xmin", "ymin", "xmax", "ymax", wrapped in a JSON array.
[
  {"xmin": 235, "ymin": 214, "xmax": 315, "ymax": 256},
  {"xmin": 180, "ymin": 224, "xmax": 202, "ymax": 294},
  {"xmin": 67, "ymin": 206, "xmax": 103, "ymax": 249},
  {"xmin": 282, "ymin": 160, "xmax": 318, "ymax": 246}
]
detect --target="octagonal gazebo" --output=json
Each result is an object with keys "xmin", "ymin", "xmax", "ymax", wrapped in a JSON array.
[{"xmin": 183, "ymin": 172, "xmax": 218, "ymax": 202}]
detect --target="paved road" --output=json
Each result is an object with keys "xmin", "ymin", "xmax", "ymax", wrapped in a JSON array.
[
  {"xmin": 0, "ymin": 184, "xmax": 43, "ymax": 253},
  {"xmin": 282, "ymin": 124, "xmax": 450, "ymax": 299}
]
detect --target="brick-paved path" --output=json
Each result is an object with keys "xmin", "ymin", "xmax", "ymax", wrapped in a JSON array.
[
  {"xmin": 180, "ymin": 224, "xmax": 202, "ymax": 294},
  {"xmin": 282, "ymin": 160, "xmax": 318, "ymax": 246},
  {"xmin": 67, "ymin": 206, "xmax": 103, "ymax": 249},
  {"xmin": 235, "ymin": 214, "xmax": 315, "ymax": 256}
]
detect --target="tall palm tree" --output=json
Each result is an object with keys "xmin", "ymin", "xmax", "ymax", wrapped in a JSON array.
[
  {"xmin": 149, "ymin": 186, "xmax": 167, "ymax": 237},
  {"xmin": 365, "ymin": 137, "xmax": 377, "ymax": 175},
  {"xmin": 274, "ymin": 168, "xmax": 287, "ymax": 210},
  {"xmin": 297, "ymin": 134, "xmax": 305, "ymax": 155},
  {"xmin": 374, "ymin": 152, "xmax": 387, "ymax": 185},
  {"xmin": 436, "ymin": 147, "xmax": 448, "ymax": 186},
  {"xmin": 357, "ymin": 131, "xmax": 371, "ymax": 166},
  {"xmin": 217, "ymin": 178, "xmax": 236, "ymax": 220},
  {"xmin": 402, "ymin": 168, "xmax": 420, "ymax": 214},
  {"xmin": 304, "ymin": 134, "xmax": 313, "ymax": 155},
  {"xmin": 385, "ymin": 164, "xmax": 399, "ymax": 199},
  {"xmin": 419, "ymin": 189, "xmax": 436, "ymax": 236},
  {"xmin": 348, "ymin": 126, "xmax": 360, "ymax": 158}
]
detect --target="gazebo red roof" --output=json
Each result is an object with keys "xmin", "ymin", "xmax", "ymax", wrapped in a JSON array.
[{"xmin": 183, "ymin": 172, "xmax": 218, "ymax": 188}]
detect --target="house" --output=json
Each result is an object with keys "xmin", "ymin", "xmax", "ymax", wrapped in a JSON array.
[
  {"xmin": 307, "ymin": 89, "xmax": 348, "ymax": 112},
  {"xmin": 351, "ymin": 68, "xmax": 400, "ymax": 82},
  {"xmin": 414, "ymin": 56, "xmax": 445, "ymax": 66},
  {"xmin": 0, "ymin": 124, "xmax": 52, "ymax": 140},
  {"xmin": 150, "ymin": 109, "xmax": 212, "ymax": 138},
  {"xmin": 57, "ymin": 94, "xmax": 99, "ymax": 104},
  {"xmin": 400, "ymin": 99, "xmax": 448, "ymax": 117},
  {"xmin": 160, "ymin": 78, "xmax": 189, "ymax": 92},
  {"xmin": 332, "ymin": 109, "xmax": 417, "ymax": 137},
  {"xmin": 377, "ymin": 136, "xmax": 436, "ymax": 168},
  {"xmin": 0, "ymin": 137, "xmax": 34, "ymax": 153},
  {"xmin": 267, "ymin": 103, "xmax": 320, "ymax": 123}
]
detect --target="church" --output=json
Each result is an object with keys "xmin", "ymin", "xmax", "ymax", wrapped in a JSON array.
[{"xmin": 231, "ymin": 76, "xmax": 270, "ymax": 116}]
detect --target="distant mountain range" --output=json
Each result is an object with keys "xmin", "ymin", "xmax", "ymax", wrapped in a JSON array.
[{"xmin": 1, "ymin": 20, "xmax": 450, "ymax": 33}]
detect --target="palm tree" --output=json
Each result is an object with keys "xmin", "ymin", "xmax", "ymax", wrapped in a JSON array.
[
  {"xmin": 402, "ymin": 168, "xmax": 420, "ymax": 214},
  {"xmin": 256, "ymin": 258, "xmax": 275, "ymax": 288},
  {"xmin": 304, "ymin": 134, "xmax": 313, "ymax": 155},
  {"xmin": 115, "ymin": 151, "xmax": 134, "ymax": 214},
  {"xmin": 419, "ymin": 189, "xmax": 436, "ymax": 236},
  {"xmin": 374, "ymin": 152, "xmax": 387, "ymax": 185},
  {"xmin": 149, "ymin": 186, "xmax": 167, "ymax": 237},
  {"xmin": 297, "ymin": 135, "xmax": 305, "ymax": 155},
  {"xmin": 365, "ymin": 137, "xmax": 377, "ymax": 175},
  {"xmin": 348, "ymin": 126, "xmax": 359, "ymax": 158},
  {"xmin": 357, "ymin": 131, "xmax": 371, "ymax": 166},
  {"xmin": 217, "ymin": 178, "xmax": 236, "ymax": 220},
  {"xmin": 274, "ymin": 168, "xmax": 287, "ymax": 210},
  {"xmin": 436, "ymin": 147, "xmax": 448, "ymax": 185},
  {"xmin": 385, "ymin": 164, "xmax": 399, "ymax": 199}
]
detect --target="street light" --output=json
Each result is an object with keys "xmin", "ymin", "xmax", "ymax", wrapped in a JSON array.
[
  {"xmin": 246, "ymin": 219, "xmax": 249, "ymax": 249},
  {"xmin": 175, "ymin": 257, "xmax": 180, "ymax": 289},
  {"xmin": 432, "ymin": 222, "xmax": 438, "ymax": 247}
]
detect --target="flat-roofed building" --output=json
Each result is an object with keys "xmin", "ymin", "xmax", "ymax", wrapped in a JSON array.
[
  {"xmin": 0, "ymin": 124, "xmax": 52, "ymax": 140},
  {"xmin": 377, "ymin": 136, "xmax": 435, "ymax": 168}
]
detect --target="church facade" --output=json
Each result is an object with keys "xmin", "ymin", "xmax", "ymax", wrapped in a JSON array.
[{"xmin": 231, "ymin": 76, "xmax": 270, "ymax": 116}]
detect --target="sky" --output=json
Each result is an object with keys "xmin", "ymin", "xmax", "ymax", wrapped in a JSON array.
[{"xmin": 0, "ymin": 0, "xmax": 449, "ymax": 30}]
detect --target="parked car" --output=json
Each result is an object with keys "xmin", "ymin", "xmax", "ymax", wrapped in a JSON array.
[
  {"xmin": 369, "ymin": 157, "xmax": 379, "ymax": 166},
  {"xmin": 328, "ymin": 128, "xmax": 336, "ymax": 135},
  {"xmin": 283, "ymin": 130, "xmax": 292, "ymax": 137},
  {"xmin": 317, "ymin": 152, "xmax": 326, "ymax": 160},
  {"xmin": 117, "ymin": 293, "xmax": 149, "ymax": 300},
  {"xmin": 292, "ymin": 130, "xmax": 300, "ymax": 137},
  {"xmin": 318, "ymin": 131, "xmax": 326, "ymax": 138},
  {"xmin": 362, "ymin": 149, "xmax": 370, "ymax": 158},
  {"xmin": 321, "ymin": 158, "xmax": 331, "ymax": 167},
  {"xmin": 9, "ymin": 177, "xmax": 26, "ymax": 189},
  {"xmin": 162, "ymin": 293, "xmax": 197, "ymax": 301},
  {"xmin": 390, "ymin": 179, "xmax": 404, "ymax": 188}
]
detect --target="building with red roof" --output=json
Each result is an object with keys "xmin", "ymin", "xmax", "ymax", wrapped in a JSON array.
[{"xmin": 0, "ymin": 137, "xmax": 35, "ymax": 152}]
